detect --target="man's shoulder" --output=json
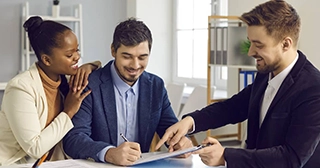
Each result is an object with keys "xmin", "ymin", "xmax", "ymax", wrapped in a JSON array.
[
  {"xmin": 298, "ymin": 51, "xmax": 320, "ymax": 78},
  {"xmin": 141, "ymin": 71, "xmax": 164, "ymax": 84},
  {"xmin": 89, "ymin": 67, "xmax": 104, "ymax": 79},
  {"xmin": 299, "ymin": 60, "xmax": 320, "ymax": 84},
  {"xmin": 87, "ymin": 63, "xmax": 112, "ymax": 85}
]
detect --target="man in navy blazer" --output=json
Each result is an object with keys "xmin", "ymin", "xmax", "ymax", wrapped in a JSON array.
[
  {"xmin": 63, "ymin": 18, "xmax": 192, "ymax": 166},
  {"xmin": 156, "ymin": 1, "xmax": 320, "ymax": 168}
]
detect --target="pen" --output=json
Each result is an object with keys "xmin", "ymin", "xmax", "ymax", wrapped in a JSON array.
[
  {"xmin": 120, "ymin": 133, "xmax": 129, "ymax": 142},
  {"xmin": 198, "ymin": 143, "xmax": 213, "ymax": 149},
  {"xmin": 32, "ymin": 152, "xmax": 48, "ymax": 168},
  {"xmin": 120, "ymin": 133, "xmax": 142, "ymax": 158}
]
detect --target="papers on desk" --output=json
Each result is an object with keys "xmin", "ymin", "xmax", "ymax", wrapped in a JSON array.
[
  {"xmin": 20, "ymin": 159, "xmax": 95, "ymax": 168},
  {"xmin": 133, "ymin": 145, "xmax": 202, "ymax": 165}
]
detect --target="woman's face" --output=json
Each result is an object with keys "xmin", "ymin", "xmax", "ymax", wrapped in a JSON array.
[{"xmin": 46, "ymin": 30, "xmax": 80, "ymax": 79}]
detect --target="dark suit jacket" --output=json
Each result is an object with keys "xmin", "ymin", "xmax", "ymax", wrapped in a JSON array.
[
  {"xmin": 63, "ymin": 60, "xmax": 178, "ymax": 162},
  {"xmin": 187, "ymin": 51, "xmax": 320, "ymax": 168}
]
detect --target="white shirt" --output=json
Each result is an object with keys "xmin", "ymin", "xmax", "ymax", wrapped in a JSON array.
[{"xmin": 259, "ymin": 53, "xmax": 299, "ymax": 127}]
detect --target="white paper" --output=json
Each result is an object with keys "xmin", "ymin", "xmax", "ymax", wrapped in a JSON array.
[
  {"xmin": 22, "ymin": 159, "xmax": 96, "ymax": 168},
  {"xmin": 133, "ymin": 146, "xmax": 202, "ymax": 165}
]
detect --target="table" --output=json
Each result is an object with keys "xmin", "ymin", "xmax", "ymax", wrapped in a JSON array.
[{"xmin": 0, "ymin": 154, "xmax": 226, "ymax": 168}]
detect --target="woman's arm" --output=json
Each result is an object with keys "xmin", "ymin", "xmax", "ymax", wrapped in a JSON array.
[
  {"xmin": 2, "ymin": 79, "xmax": 74, "ymax": 159},
  {"xmin": 69, "ymin": 61, "xmax": 102, "ymax": 92}
]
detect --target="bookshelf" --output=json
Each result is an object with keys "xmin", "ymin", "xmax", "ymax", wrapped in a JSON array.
[{"xmin": 206, "ymin": 15, "xmax": 255, "ymax": 141}]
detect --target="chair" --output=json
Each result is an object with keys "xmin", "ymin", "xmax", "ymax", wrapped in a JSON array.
[
  {"xmin": 150, "ymin": 83, "xmax": 185, "ymax": 152},
  {"xmin": 178, "ymin": 85, "xmax": 212, "ymax": 146},
  {"xmin": 150, "ymin": 85, "xmax": 210, "ymax": 151},
  {"xmin": 166, "ymin": 83, "xmax": 185, "ymax": 117},
  {"xmin": 178, "ymin": 85, "xmax": 208, "ymax": 120}
]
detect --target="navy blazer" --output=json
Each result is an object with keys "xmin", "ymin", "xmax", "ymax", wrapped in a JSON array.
[
  {"xmin": 63, "ymin": 60, "xmax": 178, "ymax": 162},
  {"xmin": 187, "ymin": 51, "xmax": 320, "ymax": 168}
]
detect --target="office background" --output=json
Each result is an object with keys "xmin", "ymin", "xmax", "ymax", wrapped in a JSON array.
[{"xmin": 1, "ymin": 0, "xmax": 320, "ymax": 103}]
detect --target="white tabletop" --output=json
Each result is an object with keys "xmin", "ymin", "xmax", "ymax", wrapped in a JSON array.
[{"xmin": 0, "ymin": 154, "xmax": 226, "ymax": 168}]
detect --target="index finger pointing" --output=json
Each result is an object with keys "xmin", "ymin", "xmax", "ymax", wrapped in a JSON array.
[{"xmin": 155, "ymin": 132, "xmax": 173, "ymax": 150}]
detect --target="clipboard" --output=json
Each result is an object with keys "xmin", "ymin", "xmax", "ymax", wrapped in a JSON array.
[{"xmin": 132, "ymin": 145, "xmax": 207, "ymax": 165}]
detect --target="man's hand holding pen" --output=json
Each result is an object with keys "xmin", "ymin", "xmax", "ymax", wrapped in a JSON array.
[
  {"xmin": 193, "ymin": 137, "xmax": 225, "ymax": 167},
  {"xmin": 104, "ymin": 133, "xmax": 142, "ymax": 166}
]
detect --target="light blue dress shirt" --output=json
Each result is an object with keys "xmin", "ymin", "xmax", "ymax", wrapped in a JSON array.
[{"xmin": 97, "ymin": 61, "xmax": 139, "ymax": 162}]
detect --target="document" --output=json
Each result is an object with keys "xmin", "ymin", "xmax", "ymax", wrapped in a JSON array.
[
  {"xmin": 133, "ymin": 145, "xmax": 202, "ymax": 165},
  {"xmin": 18, "ymin": 159, "xmax": 96, "ymax": 168}
]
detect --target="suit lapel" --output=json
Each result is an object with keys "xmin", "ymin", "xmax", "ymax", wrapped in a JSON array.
[
  {"xmin": 265, "ymin": 76, "xmax": 294, "ymax": 117},
  {"xmin": 100, "ymin": 63, "xmax": 118, "ymax": 145},
  {"xmin": 265, "ymin": 51, "xmax": 306, "ymax": 115},
  {"xmin": 247, "ymin": 74, "xmax": 268, "ymax": 149},
  {"xmin": 137, "ymin": 73, "xmax": 152, "ymax": 151},
  {"xmin": 29, "ymin": 63, "xmax": 48, "ymax": 129}
]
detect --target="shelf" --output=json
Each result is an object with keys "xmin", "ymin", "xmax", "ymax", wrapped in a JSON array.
[
  {"xmin": 27, "ymin": 15, "xmax": 81, "ymax": 22},
  {"xmin": 208, "ymin": 64, "xmax": 256, "ymax": 70},
  {"xmin": 23, "ymin": 50, "xmax": 35, "ymax": 55},
  {"xmin": 0, "ymin": 82, "xmax": 7, "ymax": 91},
  {"xmin": 207, "ymin": 15, "xmax": 246, "ymax": 141}
]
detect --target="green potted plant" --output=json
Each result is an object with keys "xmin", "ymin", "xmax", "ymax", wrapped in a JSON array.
[{"xmin": 240, "ymin": 39, "xmax": 251, "ymax": 55}]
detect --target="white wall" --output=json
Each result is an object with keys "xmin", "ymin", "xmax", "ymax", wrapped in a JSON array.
[
  {"xmin": 0, "ymin": 0, "xmax": 127, "ymax": 102},
  {"xmin": 291, "ymin": 0, "xmax": 320, "ymax": 69},
  {"xmin": 126, "ymin": 0, "xmax": 173, "ymax": 83}
]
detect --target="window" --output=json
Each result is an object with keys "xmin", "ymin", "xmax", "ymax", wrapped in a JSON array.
[
  {"xmin": 176, "ymin": 0, "xmax": 211, "ymax": 80},
  {"xmin": 173, "ymin": 0, "xmax": 228, "ymax": 89}
]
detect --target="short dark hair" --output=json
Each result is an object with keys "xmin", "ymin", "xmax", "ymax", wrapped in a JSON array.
[
  {"xmin": 112, "ymin": 18, "xmax": 152, "ymax": 52},
  {"xmin": 240, "ymin": 0, "xmax": 300, "ymax": 46},
  {"xmin": 23, "ymin": 16, "xmax": 71, "ymax": 60}
]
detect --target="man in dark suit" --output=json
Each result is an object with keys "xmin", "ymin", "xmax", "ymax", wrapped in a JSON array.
[
  {"xmin": 156, "ymin": 1, "xmax": 320, "ymax": 168},
  {"xmin": 63, "ymin": 18, "xmax": 192, "ymax": 166}
]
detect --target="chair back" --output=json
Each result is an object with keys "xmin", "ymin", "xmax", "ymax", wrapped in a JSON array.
[
  {"xmin": 166, "ymin": 83, "xmax": 185, "ymax": 117},
  {"xmin": 178, "ymin": 85, "xmax": 210, "ymax": 120}
]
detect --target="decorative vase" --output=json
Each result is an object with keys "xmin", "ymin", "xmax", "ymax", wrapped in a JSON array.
[
  {"xmin": 52, "ymin": 0, "xmax": 60, "ymax": 17},
  {"xmin": 52, "ymin": 5, "xmax": 59, "ymax": 17}
]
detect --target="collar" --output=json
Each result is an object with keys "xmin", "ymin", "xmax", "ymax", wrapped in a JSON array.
[
  {"xmin": 110, "ymin": 61, "xmax": 139, "ymax": 96},
  {"xmin": 36, "ymin": 63, "xmax": 61, "ymax": 89},
  {"xmin": 268, "ymin": 52, "xmax": 299, "ymax": 89}
]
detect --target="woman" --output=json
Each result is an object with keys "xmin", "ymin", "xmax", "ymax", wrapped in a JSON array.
[{"xmin": 0, "ymin": 16, "xmax": 101, "ymax": 165}]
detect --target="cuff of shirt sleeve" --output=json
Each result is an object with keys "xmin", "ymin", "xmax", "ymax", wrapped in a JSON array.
[
  {"xmin": 186, "ymin": 116, "xmax": 195, "ymax": 135},
  {"xmin": 187, "ymin": 123, "xmax": 195, "ymax": 135},
  {"xmin": 97, "ymin": 146, "xmax": 115, "ymax": 163}
]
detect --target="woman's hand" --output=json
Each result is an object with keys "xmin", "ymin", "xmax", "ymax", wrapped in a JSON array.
[
  {"xmin": 69, "ymin": 61, "xmax": 101, "ymax": 92},
  {"xmin": 63, "ymin": 83, "xmax": 91, "ymax": 119}
]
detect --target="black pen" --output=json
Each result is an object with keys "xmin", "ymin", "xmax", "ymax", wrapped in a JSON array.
[
  {"xmin": 120, "ymin": 133, "xmax": 142, "ymax": 158},
  {"xmin": 120, "ymin": 133, "xmax": 129, "ymax": 142},
  {"xmin": 198, "ymin": 143, "xmax": 213, "ymax": 149}
]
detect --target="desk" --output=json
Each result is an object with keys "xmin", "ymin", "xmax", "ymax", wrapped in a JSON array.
[{"xmin": 0, "ymin": 154, "xmax": 226, "ymax": 168}]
